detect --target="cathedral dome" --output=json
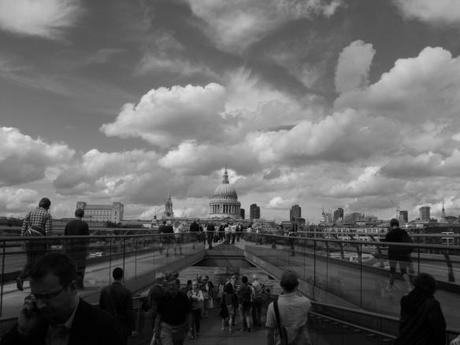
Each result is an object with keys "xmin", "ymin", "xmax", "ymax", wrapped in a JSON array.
[
  {"xmin": 213, "ymin": 184, "xmax": 238, "ymax": 200},
  {"xmin": 209, "ymin": 167, "xmax": 241, "ymax": 219}
]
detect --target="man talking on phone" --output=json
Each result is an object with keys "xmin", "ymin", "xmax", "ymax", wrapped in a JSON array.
[{"xmin": 1, "ymin": 253, "xmax": 125, "ymax": 345}]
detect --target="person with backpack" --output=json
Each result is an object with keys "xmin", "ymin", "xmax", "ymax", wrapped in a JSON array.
[
  {"xmin": 238, "ymin": 276, "xmax": 254, "ymax": 332},
  {"xmin": 16, "ymin": 197, "xmax": 52, "ymax": 291},
  {"xmin": 266, "ymin": 271, "xmax": 311, "ymax": 345},
  {"xmin": 219, "ymin": 282, "xmax": 238, "ymax": 333}
]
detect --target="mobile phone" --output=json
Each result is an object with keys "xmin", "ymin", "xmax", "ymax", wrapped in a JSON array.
[{"xmin": 23, "ymin": 295, "xmax": 39, "ymax": 317}]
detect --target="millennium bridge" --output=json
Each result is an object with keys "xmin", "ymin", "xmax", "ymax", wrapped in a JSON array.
[{"xmin": 0, "ymin": 229, "xmax": 459, "ymax": 345}]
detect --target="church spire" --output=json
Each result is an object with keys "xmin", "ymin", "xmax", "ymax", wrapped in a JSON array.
[{"xmin": 222, "ymin": 166, "xmax": 229, "ymax": 184}]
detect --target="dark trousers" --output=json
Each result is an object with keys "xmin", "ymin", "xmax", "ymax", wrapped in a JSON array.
[
  {"xmin": 191, "ymin": 309, "xmax": 201, "ymax": 335},
  {"xmin": 19, "ymin": 241, "xmax": 47, "ymax": 279},
  {"xmin": 207, "ymin": 233, "xmax": 214, "ymax": 249},
  {"xmin": 252, "ymin": 299, "xmax": 263, "ymax": 327}
]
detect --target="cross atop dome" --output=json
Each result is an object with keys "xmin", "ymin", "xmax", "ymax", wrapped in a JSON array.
[{"xmin": 222, "ymin": 166, "xmax": 229, "ymax": 184}]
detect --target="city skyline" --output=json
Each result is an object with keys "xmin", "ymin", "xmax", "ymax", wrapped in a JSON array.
[{"xmin": 2, "ymin": 1, "xmax": 460, "ymax": 222}]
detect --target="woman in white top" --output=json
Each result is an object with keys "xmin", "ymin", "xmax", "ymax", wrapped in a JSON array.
[{"xmin": 187, "ymin": 280, "xmax": 204, "ymax": 339}]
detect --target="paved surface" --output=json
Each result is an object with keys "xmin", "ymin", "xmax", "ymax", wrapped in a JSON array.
[{"xmin": 129, "ymin": 307, "xmax": 267, "ymax": 345}]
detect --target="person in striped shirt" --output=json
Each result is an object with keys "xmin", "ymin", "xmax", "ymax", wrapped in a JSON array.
[{"xmin": 16, "ymin": 197, "xmax": 52, "ymax": 291}]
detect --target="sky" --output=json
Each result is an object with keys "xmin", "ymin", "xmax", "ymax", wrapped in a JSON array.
[{"xmin": 2, "ymin": 0, "xmax": 460, "ymax": 222}]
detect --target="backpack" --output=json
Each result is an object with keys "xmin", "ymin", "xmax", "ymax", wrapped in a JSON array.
[
  {"xmin": 239, "ymin": 285, "xmax": 252, "ymax": 304},
  {"xmin": 253, "ymin": 283, "xmax": 263, "ymax": 302}
]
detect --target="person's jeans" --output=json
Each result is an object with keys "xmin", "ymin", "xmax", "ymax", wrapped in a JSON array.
[{"xmin": 160, "ymin": 321, "xmax": 188, "ymax": 345}]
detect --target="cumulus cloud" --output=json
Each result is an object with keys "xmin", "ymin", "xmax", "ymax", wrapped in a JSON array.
[
  {"xmin": 381, "ymin": 150, "xmax": 460, "ymax": 178},
  {"xmin": 246, "ymin": 109, "xmax": 398, "ymax": 164},
  {"xmin": 186, "ymin": 0, "xmax": 343, "ymax": 52},
  {"xmin": 100, "ymin": 83, "xmax": 229, "ymax": 147},
  {"xmin": 0, "ymin": 0, "xmax": 82, "ymax": 39},
  {"xmin": 267, "ymin": 196, "xmax": 297, "ymax": 209},
  {"xmin": 158, "ymin": 141, "xmax": 261, "ymax": 175},
  {"xmin": 335, "ymin": 47, "xmax": 460, "ymax": 123},
  {"xmin": 335, "ymin": 40, "xmax": 375, "ymax": 93},
  {"xmin": 0, "ymin": 127, "xmax": 74, "ymax": 186},
  {"xmin": 0, "ymin": 187, "xmax": 38, "ymax": 215},
  {"xmin": 393, "ymin": 0, "xmax": 460, "ymax": 24},
  {"xmin": 326, "ymin": 166, "xmax": 405, "ymax": 198},
  {"xmin": 53, "ymin": 149, "xmax": 221, "ymax": 206}
]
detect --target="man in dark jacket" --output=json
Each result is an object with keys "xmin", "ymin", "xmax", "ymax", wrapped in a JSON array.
[
  {"xmin": 383, "ymin": 218, "xmax": 413, "ymax": 291},
  {"xmin": 64, "ymin": 208, "xmax": 89, "ymax": 289},
  {"xmin": 1, "ymin": 253, "xmax": 124, "ymax": 345},
  {"xmin": 99, "ymin": 267, "xmax": 135, "ymax": 343},
  {"xmin": 394, "ymin": 273, "xmax": 446, "ymax": 345},
  {"xmin": 206, "ymin": 222, "xmax": 215, "ymax": 249},
  {"xmin": 156, "ymin": 278, "xmax": 191, "ymax": 345},
  {"xmin": 160, "ymin": 220, "xmax": 174, "ymax": 256}
]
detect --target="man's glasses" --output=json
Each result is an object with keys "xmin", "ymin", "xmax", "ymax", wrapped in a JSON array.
[{"xmin": 32, "ymin": 285, "xmax": 68, "ymax": 301}]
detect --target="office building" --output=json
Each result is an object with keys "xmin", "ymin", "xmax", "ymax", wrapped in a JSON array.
[
  {"xmin": 250, "ymin": 203, "xmax": 260, "ymax": 220},
  {"xmin": 399, "ymin": 210, "xmax": 408, "ymax": 224},
  {"xmin": 290, "ymin": 204, "xmax": 301, "ymax": 221},
  {"xmin": 333, "ymin": 208, "xmax": 344, "ymax": 224},
  {"xmin": 419, "ymin": 206, "xmax": 431, "ymax": 221}
]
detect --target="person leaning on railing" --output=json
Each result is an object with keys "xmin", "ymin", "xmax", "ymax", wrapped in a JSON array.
[{"xmin": 16, "ymin": 197, "xmax": 52, "ymax": 291}]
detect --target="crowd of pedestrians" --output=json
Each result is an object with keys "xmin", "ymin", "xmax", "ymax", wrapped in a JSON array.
[{"xmin": 4, "ymin": 197, "xmax": 460, "ymax": 344}]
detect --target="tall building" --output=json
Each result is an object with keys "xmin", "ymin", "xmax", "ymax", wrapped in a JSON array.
[
  {"xmin": 163, "ymin": 194, "xmax": 174, "ymax": 219},
  {"xmin": 240, "ymin": 208, "xmax": 245, "ymax": 219},
  {"xmin": 290, "ymin": 205, "xmax": 301, "ymax": 221},
  {"xmin": 399, "ymin": 210, "xmax": 408, "ymax": 224},
  {"xmin": 250, "ymin": 204, "xmax": 260, "ymax": 220},
  {"xmin": 76, "ymin": 201, "xmax": 124, "ymax": 224},
  {"xmin": 419, "ymin": 206, "xmax": 431, "ymax": 221},
  {"xmin": 333, "ymin": 208, "xmax": 344, "ymax": 224},
  {"xmin": 209, "ymin": 167, "xmax": 241, "ymax": 219}
]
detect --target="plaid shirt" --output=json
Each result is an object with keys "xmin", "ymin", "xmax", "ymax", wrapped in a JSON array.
[{"xmin": 21, "ymin": 207, "xmax": 52, "ymax": 236}]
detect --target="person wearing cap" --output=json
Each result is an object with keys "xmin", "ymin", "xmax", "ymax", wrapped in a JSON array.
[
  {"xmin": 382, "ymin": 218, "xmax": 413, "ymax": 292},
  {"xmin": 16, "ymin": 197, "xmax": 53, "ymax": 291},
  {"xmin": 266, "ymin": 270, "xmax": 311, "ymax": 345}
]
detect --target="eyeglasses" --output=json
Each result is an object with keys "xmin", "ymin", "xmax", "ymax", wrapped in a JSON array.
[{"xmin": 32, "ymin": 285, "xmax": 68, "ymax": 301}]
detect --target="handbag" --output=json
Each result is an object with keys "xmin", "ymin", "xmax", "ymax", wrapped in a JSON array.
[{"xmin": 274, "ymin": 298, "xmax": 289, "ymax": 345}]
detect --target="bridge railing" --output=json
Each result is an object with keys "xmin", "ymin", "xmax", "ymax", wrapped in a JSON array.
[
  {"xmin": 0, "ymin": 232, "xmax": 205, "ymax": 317},
  {"xmin": 243, "ymin": 232, "xmax": 460, "ymax": 329}
]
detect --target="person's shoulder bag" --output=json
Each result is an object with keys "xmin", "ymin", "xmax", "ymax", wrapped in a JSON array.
[{"xmin": 274, "ymin": 297, "xmax": 289, "ymax": 345}]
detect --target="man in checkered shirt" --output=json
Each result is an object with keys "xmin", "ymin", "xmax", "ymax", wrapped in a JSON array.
[{"xmin": 16, "ymin": 197, "xmax": 52, "ymax": 291}]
